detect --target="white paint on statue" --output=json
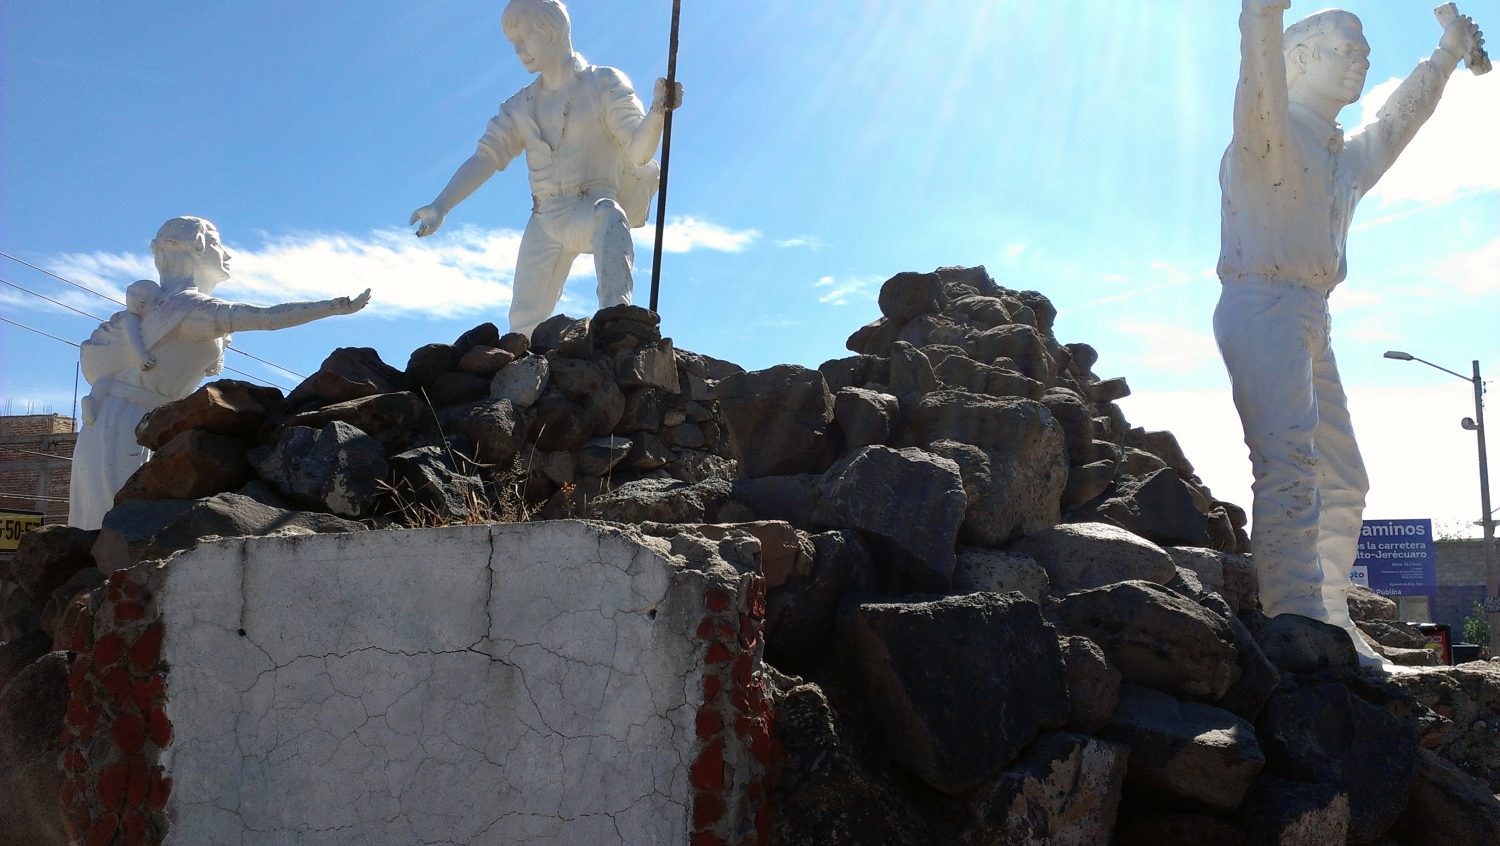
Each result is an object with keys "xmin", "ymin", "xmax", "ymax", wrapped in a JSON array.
[
  {"xmin": 410, "ymin": 0, "xmax": 683, "ymax": 338},
  {"xmin": 67, "ymin": 216, "xmax": 370, "ymax": 530},
  {"xmin": 1215, "ymin": 0, "xmax": 1485, "ymax": 667}
]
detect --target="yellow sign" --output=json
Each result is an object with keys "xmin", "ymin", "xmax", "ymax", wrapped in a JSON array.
[{"xmin": 0, "ymin": 510, "xmax": 44, "ymax": 551}]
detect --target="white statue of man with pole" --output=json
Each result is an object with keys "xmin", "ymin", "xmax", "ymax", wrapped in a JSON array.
[
  {"xmin": 1216, "ymin": 0, "xmax": 1487, "ymax": 667},
  {"xmin": 410, "ymin": 0, "xmax": 684, "ymax": 338},
  {"xmin": 68, "ymin": 216, "xmax": 370, "ymax": 530}
]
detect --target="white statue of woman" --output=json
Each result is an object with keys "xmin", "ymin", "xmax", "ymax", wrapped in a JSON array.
[{"xmin": 67, "ymin": 216, "xmax": 371, "ymax": 530}]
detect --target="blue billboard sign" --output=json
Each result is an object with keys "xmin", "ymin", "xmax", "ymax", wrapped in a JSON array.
[{"xmin": 1352, "ymin": 518, "xmax": 1435, "ymax": 596}]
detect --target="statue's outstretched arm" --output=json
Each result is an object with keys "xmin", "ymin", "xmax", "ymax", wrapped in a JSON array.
[
  {"xmin": 1234, "ymin": 0, "xmax": 1292, "ymax": 174},
  {"xmin": 221, "ymin": 289, "xmax": 370, "ymax": 333},
  {"xmin": 411, "ymin": 155, "xmax": 497, "ymax": 237}
]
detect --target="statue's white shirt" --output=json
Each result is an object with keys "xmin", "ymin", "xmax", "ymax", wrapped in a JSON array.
[
  {"xmin": 475, "ymin": 59, "xmax": 648, "ymax": 203},
  {"xmin": 1218, "ymin": 60, "xmax": 1447, "ymax": 293}
]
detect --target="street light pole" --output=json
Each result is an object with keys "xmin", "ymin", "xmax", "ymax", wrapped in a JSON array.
[{"xmin": 1385, "ymin": 350, "xmax": 1497, "ymax": 657}]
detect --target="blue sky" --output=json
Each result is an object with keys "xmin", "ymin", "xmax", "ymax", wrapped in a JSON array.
[{"xmin": 2, "ymin": 1, "xmax": 1496, "ymax": 534}]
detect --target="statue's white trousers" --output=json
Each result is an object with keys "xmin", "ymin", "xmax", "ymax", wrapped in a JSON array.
[
  {"xmin": 509, "ymin": 190, "xmax": 634, "ymax": 339},
  {"xmin": 1214, "ymin": 279, "xmax": 1382, "ymax": 661}
]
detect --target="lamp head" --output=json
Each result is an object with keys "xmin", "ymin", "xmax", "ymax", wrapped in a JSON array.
[
  {"xmin": 1462, "ymin": 417, "xmax": 1479, "ymax": 431},
  {"xmin": 1384, "ymin": 350, "xmax": 1414, "ymax": 361}
]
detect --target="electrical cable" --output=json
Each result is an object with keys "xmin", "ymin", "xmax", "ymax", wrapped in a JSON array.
[
  {"xmin": 0, "ymin": 276, "xmax": 109, "ymax": 322},
  {"xmin": 0, "ymin": 250, "xmax": 307, "ymax": 380}
]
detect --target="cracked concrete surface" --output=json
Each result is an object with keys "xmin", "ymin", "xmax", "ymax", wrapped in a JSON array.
[{"xmin": 159, "ymin": 521, "xmax": 709, "ymax": 845}]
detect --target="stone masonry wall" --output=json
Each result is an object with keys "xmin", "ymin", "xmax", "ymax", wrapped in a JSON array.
[{"xmin": 61, "ymin": 520, "xmax": 768, "ymax": 846}]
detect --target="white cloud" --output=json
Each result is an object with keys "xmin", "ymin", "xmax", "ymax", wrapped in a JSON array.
[
  {"xmin": 776, "ymin": 235, "xmax": 824, "ymax": 250},
  {"xmin": 813, "ymin": 274, "xmax": 883, "ymax": 306},
  {"xmin": 1113, "ymin": 322, "xmax": 1220, "ymax": 374},
  {"xmin": 1328, "ymin": 286, "xmax": 1385, "ymax": 313},
  {"xmin": 1437, "ymin": 235, "xmax": 1500, "ymax": 295},
  {"xmin": 1058, "ymin": 262, "xmax": 1214, "ymax": 315},
  {"xmin": 1003, "ymin": 243, "xmax": 1028, "ymax": 259},
  {"xmin": 1353, "ymin": 72, "xmax": 1500, "ymax": 207},
  {"xmin": 633, "ymin": 216, "xmax": 761, "ymax": 254},
  {"xmin": 1123, "ymin": 383, "xmax": 1496, "ymax": 537},
  {"xmin": 35, "ymin": 215, "xmax": 760, "ymax": 322}
]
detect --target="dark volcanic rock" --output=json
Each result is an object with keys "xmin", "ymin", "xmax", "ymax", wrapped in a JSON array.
[
  {"xmin": 1078, "ymin": 468, "xmax": 1210, "ymax": 547},
  {"xmin": 718, "ymin": 364, "xmax": 837, "ymax": 478},
  {"xmin": 285, "ymin": 347, "xmax": 408, "ymax": 407},
  {"xmin": 771, "ymin": 681, "xmax": 936, "ymax": 846},
  {"xmin": 10, "ymin": 525, "xmax": 97, "ymax": 603},
  {"xmin": 404, "ymin": 342, "xmax": 460, "ymax": 386},
  {"xmin": 765, "ymin": 531, "xmax": 878, "ymax": 673},
  {"xmin": 1114, "ymin": 812, "xmax": 1248, "ymax": 846},
  {"xmin": 115, "ymin": 429, "xmax": 254, "ymax": 503},
  {"xmin": 878, "ymin": 271, "xmax": 947, "ymax": 323},
  {"xmin": 587, "ymin": 478, "xmax": 741, "ymax": 524},
  {"xmin": 813, "ymin": 446, "xmax": 965, "ymax": 591},
  {"xmin": 833, "ymin": 387, "xmax": 898, "ymax": 451},
  {"xmin": 0, "ymin": 629, "xmax": 51, "ymax": 695},
  {"xmin": 1052, "ymin": 580, "xmax": 1241, "ymax": 701},
  {"xmin": 93, "ymin": 493, "xmax": 363, "ymax": 571},
  {"xmin": 386, "ymin": 447, "xmax": 485, "ymax": 523},
  {"xmin": 441, "ymin": 398, "xmax": 526, "ymax": 466},
  {"xmin": 0, "ymin": 650, "xmax": 71, "ymax": 846},
  {"xmin": 1246, "ymin": 612, "xmax": 1358, "ymax": 675},
  {"xmin": 288, "ymin": 390, "xmax": 425, "ymax": 452},
  {"xmin": 1060, "ymin": 635, "xmax": 1121, "ymax": 734},
  {"xmin": 956, "ymin": 732, "xmax": 1128, "ymax": 846},
  {"xmin": 1256, "ymin": 681, "xmax": 1419, "ymax": 843},
  {"xmin": 134, "ymin": 379, "xmax": 283, "ymax": 449},
  {"xmin": 1240, "ymin": 776, "xmax": 1350, "ymax": 846},
  {"xmin": 250, "ymin": 421, "xmax": 387, "ymax": 518},
  {"xmin": 837, "ymin": 592, "xmax": 1069, "ymax": 793},
  {"xmin": 1101, "ymin": 685, "xmax": 1264, "ymax": 813},
  {"xmin": 1390, "ymin": 748, "xmax": 1500, "ymax": 846}
]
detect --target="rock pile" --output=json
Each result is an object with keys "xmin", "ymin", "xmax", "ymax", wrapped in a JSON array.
[{"xmin": 3, "ymin": 266, "xmax": 1499, "ymax": 846}]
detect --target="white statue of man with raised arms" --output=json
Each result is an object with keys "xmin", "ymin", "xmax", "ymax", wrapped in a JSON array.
[
  {"xmin": 1215, "ymin": 0, "xmax": 1485, "ymax": 666},
  {"xmin": 410, "ymin": 0, "xmax": 683, "ymax": 338},
  {"xmin": 68, "ymin": 216, "xmax": 370, "ymax": 530}
]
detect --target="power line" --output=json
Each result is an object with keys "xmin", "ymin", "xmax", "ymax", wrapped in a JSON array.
[
  {"xmin": 0, "ymin": 447, "xmax": 72, "ymax": 461},
  {"xmin": 0, "ymin": 276, "xmax": 109, "ymax": 322},
  {"xmin": 0, "ymin": 250, "xmax": 307, "ymax": 380},
  {"xmin": 0, "ymin": 249, "xmax": 125, "ymax": 306},
  {"xmin": 0, "ymin": 313, "xmax": 283, "ymax": 388},
  {"xmin": 0, "ymin": 314, "xmax": 80, "ymax": 347}
]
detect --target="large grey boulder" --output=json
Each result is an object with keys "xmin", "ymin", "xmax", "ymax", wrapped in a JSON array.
[
  {"xmin": 1052, "ymin": 580, "xmax": 1241, "ymax": 700},
  {"xmin": 490, "ymin": 354, "xmax": 550, "ymax": 409},
  {"xmin": 926, "ymin": 432, "xmax": 1066, "ymax": 548},
  {"xmin": 250, "ymin": 421, "xmax": 388, "ymax": 518},
  {"xmin": 878, "ymin": 271, "xmax": 947, "ymax": 323},
  {"xmin": 719, "ymin": 364, "xmax": 838, "ymax": 478},
  {"xmin": 952, "ymin": 548, "xmax": 1049, "ymax": 602},
  {"xmin": 771, "ymin": 680, "xmax": 936, "ymax": 846},
  {"xmin": 1101, "ymin": 685, "xmax": 1264, "ymax": 813},
  {"xmin": 813, "ymin": 446, "xmax": 966, "ymax": 591},
  {"xmin": 1012, "ymin": 522, "xmax": 1176, "ymax": 594},
  {"xmin": 1256, "ymin": 682, "xmax": 1420, "ymax": 843},
  {"xmin": 1168, "ymin": 546, "xmax": 1258, "ymax": 614},
  {"xmin": 956, "ymin": 732, "xmax": 1129, "ymax": 846},
  {"xmin": 837, "ymin": 593, "xmax": 1069, "ymax": 792}
]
